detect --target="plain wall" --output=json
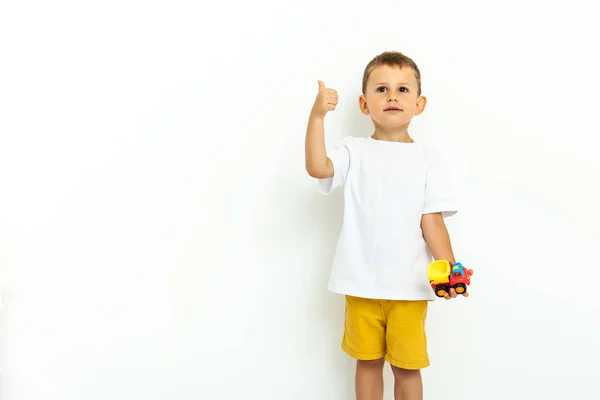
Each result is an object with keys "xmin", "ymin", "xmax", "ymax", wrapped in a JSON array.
[{"xmin": 1, "ymin": 0, "xmax": 599, "ymax": 399}]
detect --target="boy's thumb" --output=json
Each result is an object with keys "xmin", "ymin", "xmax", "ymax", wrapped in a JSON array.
[{"xmin": 318, "ymin": 80, "xmax": 325, "ymax": 91}]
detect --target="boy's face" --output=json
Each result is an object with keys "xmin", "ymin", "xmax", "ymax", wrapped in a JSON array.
[{"xmin": 359, "ymin": 65, "xmax": 426, "ymax": 129}]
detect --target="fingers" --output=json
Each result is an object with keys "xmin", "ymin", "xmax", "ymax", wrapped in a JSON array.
[
  {"xmin": 322, "ymin": 96, "xmax": 338, "ymax": 112},
  {"xmin": 317, "ymin": 81, "xmax": 338, "ymax": 99},
  {"xmin": 443, "ymin": 288, "xmax": 470, "ymax": 300},
  {"xmin": 325, "ymin": 92, "xmax": 339, "ymax": 106},
  {"xmin": 314, "ymin": 80, "xmax": 339, "ymax": 114}
]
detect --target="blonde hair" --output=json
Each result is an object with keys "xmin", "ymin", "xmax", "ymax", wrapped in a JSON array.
[{"xmin": 362, "ymin": 51, "xmax": 422, "ymax": 95}]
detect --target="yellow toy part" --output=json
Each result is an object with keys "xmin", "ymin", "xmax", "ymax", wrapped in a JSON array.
[{"xmin": 427, "ymin": 260, "xmax": 451, "ymax": 284}]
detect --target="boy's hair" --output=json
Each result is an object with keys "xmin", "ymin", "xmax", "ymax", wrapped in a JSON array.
[{"xmin": 362, "ymin": 51, "xmax": 422, "ymax": 95}]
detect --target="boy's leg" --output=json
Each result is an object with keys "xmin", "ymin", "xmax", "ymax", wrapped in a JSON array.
[
  {"xmin": 356, "ymin": 358, "xmax": 385, "ymax": 400},
  {"xmin": 391, "ymin": 366, "xmax": 422, "ymax": 400},
  {"xmin": 342, "ymin": 295, "xmax": 387, "ymax": 400},
  {"xmin": 384, "ymin": 300, "xmax": 429, "ymax": 400}
]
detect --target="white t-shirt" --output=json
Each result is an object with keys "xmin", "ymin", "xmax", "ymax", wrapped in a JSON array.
[{"xmin": 318, "ymin": 136, "xmax": 458, "ymax": 301}]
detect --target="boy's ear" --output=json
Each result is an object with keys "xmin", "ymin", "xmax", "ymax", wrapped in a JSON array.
[
  {"xmin": 359, "ymin": 94, "xmax": 370, "ymax": 115},
  {"xmin": 414, "ymin": 95, "xmax": 427, "ymax": 115}
]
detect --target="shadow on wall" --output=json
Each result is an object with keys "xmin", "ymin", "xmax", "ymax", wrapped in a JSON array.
[
  {"xmin": 304, "ymin": 183, "xmax": 354, "ymax": 395},
  {"xmin": 338, "ymin": 93, "xmax": 375, "ymax": 141},
  {"xmin": 302, "ymin": 107, "xmax": 375, "ymax": 396}
]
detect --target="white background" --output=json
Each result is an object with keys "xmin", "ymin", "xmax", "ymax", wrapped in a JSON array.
[{"xmin": 1, "ymin": 0, "xmax": 599, "ymax": 399}]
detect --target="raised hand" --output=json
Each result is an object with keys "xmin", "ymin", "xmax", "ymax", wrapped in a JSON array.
[{"xmin": 311, "ymin": 80, "xmax": 339, "ymax": 118}]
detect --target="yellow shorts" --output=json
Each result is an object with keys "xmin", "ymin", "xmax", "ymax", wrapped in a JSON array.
[{"xmin": 342, "ymin": 295, "xmax": 429, "ymax": 370}]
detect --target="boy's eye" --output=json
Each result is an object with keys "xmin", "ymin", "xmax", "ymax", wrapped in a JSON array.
[{"xmin": 376, "ymin": 86, "xmax": 408, "ymax": 93}]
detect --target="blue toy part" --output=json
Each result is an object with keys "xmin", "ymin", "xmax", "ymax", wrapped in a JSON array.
[{"xmin": 451, "ymin": 262, "xmax": 465, "ymax": 277}]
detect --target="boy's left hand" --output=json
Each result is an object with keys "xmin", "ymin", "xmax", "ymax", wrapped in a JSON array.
[{"xmin": 442, "ymin": 269, "xmax": 474, "ymax": 300}]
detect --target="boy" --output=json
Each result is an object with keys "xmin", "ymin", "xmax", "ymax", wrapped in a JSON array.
[{"xmin": 305, "ymin": 51, "xmax": 472, "ymax": 400}]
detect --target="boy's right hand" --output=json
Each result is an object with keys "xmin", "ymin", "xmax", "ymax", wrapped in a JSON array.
[{"xmin": 311, "ymin": 80, "xmax": 338, "ymax": 118}]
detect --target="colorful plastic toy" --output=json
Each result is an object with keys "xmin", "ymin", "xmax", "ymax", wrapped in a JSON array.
[{"xmin": 427, "ymin": 260, "xmax": 472, "ymax": 298}]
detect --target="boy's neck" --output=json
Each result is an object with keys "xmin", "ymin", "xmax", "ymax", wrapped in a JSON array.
[{"xmin": 371, "ymin": 128, "xmax": 414, "ymax": 143}]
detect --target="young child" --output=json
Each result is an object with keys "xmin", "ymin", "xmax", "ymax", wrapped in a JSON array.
[{"xmin": 305, "ymin": 51, "xmax": 472, "ymax": 400}]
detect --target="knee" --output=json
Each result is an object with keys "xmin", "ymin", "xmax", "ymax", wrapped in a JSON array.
[
  {"xmin": 391, "ymin": 365, "xmax": 421, "ymax": 379},
  {"xmin": 357, "ymin": 358, "xmax": 385, "ymax": 371}
]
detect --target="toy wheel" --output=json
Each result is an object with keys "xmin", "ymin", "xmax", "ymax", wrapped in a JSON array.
[
  {"xmin": 435, "ymin": 286, "xmax": 449, "ymax": 297},
  {"xmin": 454, "ymin": 283, "xmax": 467, "ymax": 294}
]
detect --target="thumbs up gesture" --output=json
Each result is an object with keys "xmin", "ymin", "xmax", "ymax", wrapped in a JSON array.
[{"xmin": 311, "ymin": 80, "xmax": 339, "ymax": 118}]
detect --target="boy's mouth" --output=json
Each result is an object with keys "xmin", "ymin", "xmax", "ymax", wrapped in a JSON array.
[{"xmin": 384, "ymin": 107, "xmax": 402, "ymax": 112}]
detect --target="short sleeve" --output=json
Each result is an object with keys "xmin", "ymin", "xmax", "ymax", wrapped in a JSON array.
[
  {"xmin": 317, "ymin": 137, "xmax": 352, "ymax": 195},
  {"xmin": 422, "ymin": 152, "xmax": 458, "ymax": 217}
]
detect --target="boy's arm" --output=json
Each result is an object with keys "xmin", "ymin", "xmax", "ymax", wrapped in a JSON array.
[
  {"xmin": 305, "ymin": 81, "xmax": 338, "ymax": 179},
  {"xmin": 422, "ymin": 212, "xmax": 471, "ymax": 299},
  {"xmin": 421, "ymin": 212, "xmax": 456, "ymax": 264},
  {"xmin": 305, "ymin": 115, "xmax": 332, "ymax": 178}
]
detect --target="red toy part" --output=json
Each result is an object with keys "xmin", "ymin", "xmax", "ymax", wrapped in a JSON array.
[{"xmin": 429, "ymin": 261, "xmax": 472, "ymax": 297}]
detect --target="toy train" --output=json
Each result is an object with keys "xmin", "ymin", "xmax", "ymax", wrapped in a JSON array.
[{"xmin": 427, "ymin": 260, "xmax": 472, "ymax": 298}]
